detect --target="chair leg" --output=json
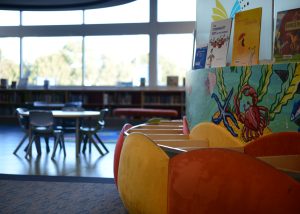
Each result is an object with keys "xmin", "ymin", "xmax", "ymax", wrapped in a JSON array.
[
  {"xmin": 13, "ymin": 133, "xmax": 28, "ymax": 154},
  {"xmin": 82, "ymin": 135, "xmax": 89, "ymax": 153},
  {"xmin": 61, "ymin": 134, "xmax": 66, "ymax": 157},
  {"xmin": 78, "ymin": 133, "xmax": 83, "ymax": 152},
  {"xmin": 25, "ymin": 135, "xmax": 35, "ymax": 158},
  {"xmin": 51, "ymin": 137, "xmax": 60, "ymax": 159},
  {"xmin": 94, "ymin": 133, "xmax": 109, "ymax": 153},
  {"xmin": 24, "ymin": 144, "xmax": 28, "ymax": 152},
  {"xmin": 56, "ymin": 136, "xmax": 63, "ymax": 149},
  {"xmin": 44, "ymin": 137, "xmax": 50, "ymax": 153},
  {"xmin": 89, "ymin": 133, "xmax": 104, "ymax": 156},
  {"xmin": 89, "ymin": 137, "xmax": 92, "ymax": 153},
  {"xmin": 35, "ymin": 137, "xmax": 42, "ymax": 155}
]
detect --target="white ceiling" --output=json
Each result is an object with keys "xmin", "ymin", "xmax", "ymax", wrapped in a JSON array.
[{"xmin": 0, "ymin": 0, "xmax": 135, "ymax": 11}]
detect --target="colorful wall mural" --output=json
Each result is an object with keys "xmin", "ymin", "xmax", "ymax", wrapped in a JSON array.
[{"xmin": 186, "ymin": 62, "xmax": 300, "ymax": 143}]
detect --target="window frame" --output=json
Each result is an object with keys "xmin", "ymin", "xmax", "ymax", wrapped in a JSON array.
[{"xmin": 0, "ymin": 0, "xmax": 195, "ymax": 87}]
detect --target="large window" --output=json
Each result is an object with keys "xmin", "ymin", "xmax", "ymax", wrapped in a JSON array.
[
  {"xmin": 0, "ymin": 38, "xmax": 20, "ymax": 84},
  {"xmin": 157, "ymin": 0, "xmax": 196, "ymax": 22},
  {"xmin": 22, "ymin": 11, "xmax": 83, "ymax": 25},
  {"xmin": 85, "ymin": 35, "xmax": 149, "ymax": 86},
  {"xmin": 0, "ymin": 11, "xmax": 20, "ymax": 26},
  {"xmin": 157, "ymin": 34, "xmax": 194, "ymax": 86},
  {"xmin": 23, "ymin": 37, "xmax": 82, "ymax": 85},
  {"xmin": 0, "ymin": 0, "xmax": 195, "ymax": 87},
  {"xmin": 84, "ymin": 0, "xmax": 149, "ymax": 24}
]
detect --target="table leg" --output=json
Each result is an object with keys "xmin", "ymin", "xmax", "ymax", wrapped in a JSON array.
[{"xmin": 76, "ymin": 118, "xmax": 80, "ymax": 156}]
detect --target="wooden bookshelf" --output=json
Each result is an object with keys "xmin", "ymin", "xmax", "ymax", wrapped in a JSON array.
[{"xmin": 0, "ymin": 86, "xmax": 185, "ymax": 122}]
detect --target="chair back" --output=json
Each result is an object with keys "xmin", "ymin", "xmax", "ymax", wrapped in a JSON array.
[
  {"xmin": 98, "ymin": 108, "xmax": 109, "ymax": 128},
  {"xmin": 29, "ymin": 110, "xmax": 54, "ymax": 131},
  {"xmin": 63, "ymin": 101, "xmax": 84, "ymax": 111},
  {"xmin": 80, "ymin": 108, "xmax": 109, "ymax": 129},
  {"xmin": 16, "ymin": 108, "xmax": 29, "ymax": 130},
  {"xmin": 33, "ymin": 101, "xmax": 48, "ymax": 107}
]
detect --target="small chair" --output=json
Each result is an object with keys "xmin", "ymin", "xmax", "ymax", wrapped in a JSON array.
[
  {"xmin": 13, "ymin": 108, "xmax": 30, "ymax": 154},
  {"xmin": 64, "ymin": 101, "xmax": 84, "ymax": 110},
  {"xmin": 25, "ymin": 110, "xmax": 65, "ymax": 159},
  {"xmin": 79, "ymin": 108, "xmax": 109, "ymax": 155},
  {"xmin": 57, "ymin": 101, "xmax": 84, "ymax": 133}
]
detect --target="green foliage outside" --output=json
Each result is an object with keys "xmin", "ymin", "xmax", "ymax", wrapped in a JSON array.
[
  {"xmin": 0, "ymin": 50, "xmax": 19, "ymax": 84},
  {"xmin": 0, "ymin": 42, "xmax": 184, "ymax": 86}
]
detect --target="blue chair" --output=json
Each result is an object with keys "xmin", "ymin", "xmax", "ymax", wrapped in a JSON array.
[
  {"xmin": 13, "ymin": 108, "xmax": 30, "ymax": 154},
  {"xmin": 79, "ymin": 108, "xmax": 109, "ymax": 155},
  {"xmin": 56, "ymin": 101, "xmax": 84, "ymax": 133},
  {"xmin": 25, "ymin": 110, "xmax": 65, "ymax": 159}
]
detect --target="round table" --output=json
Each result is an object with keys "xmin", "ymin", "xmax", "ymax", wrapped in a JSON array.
[{"xmin": 20, "ymin": 110, "xmax": 101, "ymax": 155}]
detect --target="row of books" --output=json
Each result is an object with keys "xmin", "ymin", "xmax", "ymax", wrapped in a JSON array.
[
  {"xmin": 144, "ymin": 95, "xmax": 183, "ymax": 105},
  {"xmin": 31, "ymin": 94, "xmax": 65, "ymax": 103},
  {"xmin": 193, "ymin": 7, "xmax": 300, "ymax": 69},
  {"xmin": 69, "ymin": 93, "xmax": 135, "ymax": 105},
  {"xmin": 0, "ymin": 94, "xmax": 21, "ymax": 103}
]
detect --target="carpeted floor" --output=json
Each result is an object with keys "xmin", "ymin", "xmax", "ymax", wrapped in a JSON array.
[{"xmin": 0, "ymin": 174, "xmax": 127, "ymax": 214}]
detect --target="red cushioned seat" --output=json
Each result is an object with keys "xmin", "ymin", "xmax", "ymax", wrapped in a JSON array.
[
  {"xmin": 113, "ymin": 108, "xmax": 178, "ymax": 118},
  {"xmin": 113, "ymin": 123, "xmax": 133, "ymax": 188}
]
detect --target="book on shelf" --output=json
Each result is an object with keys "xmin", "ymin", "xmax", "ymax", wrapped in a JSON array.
[
  {"xmin": 193, "ymin": 44, "xmax": 208, "ymax": 69},
  {"xmin": 205, "ymin": 18, "xmax": 232, "ymax": 68},
  {"xmin": 231, "ymin": 7, "xmax": 262, "ymax": 66},
  {"xmin": 167, "ymin": 76, "xmax": 179, "ymax": 87},
  {"xmin": 274, "ymin": 7, "xmax": 300, "ymax": 63}
]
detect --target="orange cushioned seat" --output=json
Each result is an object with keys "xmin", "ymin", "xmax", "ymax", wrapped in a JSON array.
[
  {"xmin": 244, "ymin": 132, "xmax": 300, "ymax": 157},
  {"xmin": 168, "ymin": 148, "xmax": 300, "ymax": 214}
]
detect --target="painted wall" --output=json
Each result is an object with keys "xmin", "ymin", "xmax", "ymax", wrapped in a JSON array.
[{"xmin": 186, "ymin": 63, "xmax": 300, "ymax": 143}]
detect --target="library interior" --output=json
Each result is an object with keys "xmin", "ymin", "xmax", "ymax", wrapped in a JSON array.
[{"xmin": 0, "ymin": 0, "xmax": 300, "ymax": 213}]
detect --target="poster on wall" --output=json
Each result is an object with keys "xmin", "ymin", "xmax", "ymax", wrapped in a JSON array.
[
  {"xmin": 231, "ymin": 8, "xmax": 262, "ymax": 66},
  {"xmin": 196, "ymin": 0, "xmax": 273, "ymax": 64},
  {"xmin": 274, "ymin": 7, "xmax": 300, "ymax": 63},
  {"xmin": 205, "ymin": 18, "xmax": 232, "ymax": 68}
]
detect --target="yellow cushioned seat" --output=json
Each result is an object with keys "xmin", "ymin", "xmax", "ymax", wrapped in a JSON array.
[
  {"xmin": 190, "ymin": 122, "xmax": 244, "ymax": 148},
  {"xmin": 118, "ymin": 133, "xmax": 169, "ymax": 214}
]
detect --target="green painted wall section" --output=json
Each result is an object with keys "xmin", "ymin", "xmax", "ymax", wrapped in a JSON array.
[{"xmin": 186, "ymin": 63, "xmax": 300, "ymax": 143}]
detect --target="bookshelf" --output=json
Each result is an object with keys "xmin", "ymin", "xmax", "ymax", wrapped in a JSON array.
[{"xmin": 0, "ymin": 87, "xmax": 185, "ymax": 123}]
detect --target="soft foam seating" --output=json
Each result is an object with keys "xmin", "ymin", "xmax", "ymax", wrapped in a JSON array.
[
  {"xmin": 113, "ymin": 108, "xmax": 178, "ymax": 118},
  {"xmin": 189, "ymin": 122, "xmax": 244, "ymax": 148},
  {"xmin": 168, "ymin": 149, "xmax": 300, "ymax": 214},
  {"xmin": 113, "ymin": 123, "xmax": 133, "ymax": 188},
  {"xmin": 244, "ymin": 132, "xmax": 300, "ymax": 157},
  {"xmin": 118, "ymin": 133, "xmax": 169, "ymax": 214},
  {"xmin": 116, "ymin": 132, "xmax": 300, "ymax": 214},
  {"xmin": 189, "ymin": 123, "xmax": 300, "ymax": 157}
]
